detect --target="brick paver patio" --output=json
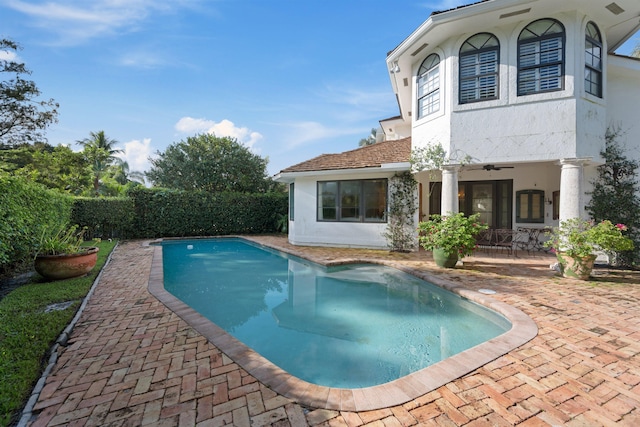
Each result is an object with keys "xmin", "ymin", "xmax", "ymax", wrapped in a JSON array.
[{"xmin": 23, "ymin": 237, "xmax": 640, "ymax": 426}]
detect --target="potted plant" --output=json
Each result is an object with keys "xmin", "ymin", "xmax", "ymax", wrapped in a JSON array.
[
  {"xmin": 544, "ymin": 218, "xmax": 634, "ymax": 280},
  {"xmin": 34, "ymin": 225, "xmax": 100, "ymax": 280},
  {"xmin": 418, "ymin": 213, "xmax": 488, "ymax": 268}
]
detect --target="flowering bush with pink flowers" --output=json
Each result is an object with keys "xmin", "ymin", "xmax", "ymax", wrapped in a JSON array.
[{"xmin": 545, "ymin": 218, "xmax": 634, "ymax": 259}]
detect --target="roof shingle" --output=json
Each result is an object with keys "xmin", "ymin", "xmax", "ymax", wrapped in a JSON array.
[{"xmin": 279, "ymin": 137, "xmax": 411, "ymax": 174}]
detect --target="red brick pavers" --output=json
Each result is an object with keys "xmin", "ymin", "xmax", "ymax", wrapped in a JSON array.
[{"xmin": 26, "ymin": 238, "xmax": 640, "ymax": 426}]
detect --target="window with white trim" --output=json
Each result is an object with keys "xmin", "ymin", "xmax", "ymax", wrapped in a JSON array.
[
  {"xmin": 585, "ymin": 22, "xmax": 603, "ymax": 98},
  {"xmin": 317, "ymin": 179, "xmax": 387, "ymax": 223},
  {"xmin": 518, "ymin": 19, "xmax": 565, "ymax": 96},
  {"xmin": 417, "ymin": 54, "xmax": 440, "ymax": 118},
  {"xmin": 459, "ymin": 33, "xmax": 499, "ymax": 104}
]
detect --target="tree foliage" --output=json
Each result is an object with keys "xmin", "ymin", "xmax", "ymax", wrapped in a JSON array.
[
  {"xmin": 586, "ymin": 127, "xmax": 640, "ymax": 266},
  {"xmin": 0, "ymin": 143, "xmax": 91, "ymax": 194},
  {"xmin": 384, "ymin": 172, "xmax": 418, "ymax": 252},
  {"xmin": 358, "ymin": 128, "xmax": 377, "ymax": 147},
  {"xmin": 0, "ymin": 39, "xmax": 59, "ymax": 149},
  {"xmin": 146, "ymin": 133, "xmax": 271, "ymax": 193},
  {"xmin": 77, "ymin": 130, "xmax": 123, "ymax": 195}
]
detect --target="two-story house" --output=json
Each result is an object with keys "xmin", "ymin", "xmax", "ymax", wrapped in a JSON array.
[{"xmin": 275, "ymin": 0, "xmax": 640, "ymax": 249}]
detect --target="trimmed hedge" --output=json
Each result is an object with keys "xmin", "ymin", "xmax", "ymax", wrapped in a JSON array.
[
  {"xmin": 1, "ymin": 182, "xmax": 287, "ymax": 269},
  {"xmin": 0, "ymin": 174, "xmax": 73, "ymax": 270},
  {"xmin": 71, "ymin": 197, "xmax": 135, "ymax": 239},
  {"xmin": 127, "ymin": 187, "xmax": 287, "ymax": 238}
]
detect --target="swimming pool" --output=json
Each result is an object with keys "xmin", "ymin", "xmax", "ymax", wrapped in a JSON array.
[
  {"xmin": 160, "ymin": 238, "xmax": 510, "ymax": 388},
  {"xmin": 148, "ymin": 237, "xmax": 537, "ymax": 410}
]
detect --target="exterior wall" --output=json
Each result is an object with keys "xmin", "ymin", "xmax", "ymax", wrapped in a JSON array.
[
  {"xmin": 409, "ymin": 11, "xmax": 610, "ymax": 164},
  {"xmin": 607, "ymin": 56, "xmax": 640, "ymax": 162},
  {"xmin": 288, "ymin": 171, "xmax": 400, "ymax": 249}
]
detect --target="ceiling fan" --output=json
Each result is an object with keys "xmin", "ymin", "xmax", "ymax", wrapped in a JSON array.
[{"xmin": 469, "ymin": 164, "xmax": 515, "ymax": 171}]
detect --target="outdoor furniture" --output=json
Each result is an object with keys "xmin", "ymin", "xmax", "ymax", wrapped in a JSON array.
[
  {"xmin": 475, "ymin": 229, "xmax": 493, "ymax": 251},
  {"xmin": 474, "ymin": 228, "xmax": 518, "ymax": 256},
  {"xmin": 493, "ymin": 229, "xmax": 517, "ymax": 256},
  {"xmin": 516, "ymin": 227, "xmax": 552, "ymax": 254}
]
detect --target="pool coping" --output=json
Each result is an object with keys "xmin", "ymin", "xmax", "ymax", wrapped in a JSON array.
[{"xmin": 147, "ymin": 237, "xmax": 538, "ymax": 412}]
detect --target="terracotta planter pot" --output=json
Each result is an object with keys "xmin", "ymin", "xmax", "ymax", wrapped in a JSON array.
[
  {"xmin": 557, "ymin": 252, "xmax": 596, "ymax": 280},
  {"xmin": 432, "ymin": 248, "xmax": 459, "ymax": 268},
  {"xmin": 34, "ymin": 247, "xmax": 100, "ymax": 280}
]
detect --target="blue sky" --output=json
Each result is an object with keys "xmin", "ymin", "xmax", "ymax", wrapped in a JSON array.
[{"xmin": 1, "ymin": 1, "xmax": 638, "ymax": 178}]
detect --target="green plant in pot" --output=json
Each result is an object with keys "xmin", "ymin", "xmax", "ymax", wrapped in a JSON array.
[
  {"xmin": 418, "ymin": 212, "xmax": 488, "ymax": 268},
  {"xmin": 544, "ymin": 218, "xmax": 634, "ymax": 280},
  {"xmin": 34, "ymin": 225, "xmax": 100, "ymax": 280}
]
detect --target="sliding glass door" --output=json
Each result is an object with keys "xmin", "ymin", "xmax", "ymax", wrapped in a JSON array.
[{"xmin": 429, "ymin": 180, "xmax": 512, "ymax": 229}]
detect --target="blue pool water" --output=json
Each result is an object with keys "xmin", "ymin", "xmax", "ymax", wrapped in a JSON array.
[{"xmin": 161, "ymin": 238, "xmax": 510, "ymax": 388}]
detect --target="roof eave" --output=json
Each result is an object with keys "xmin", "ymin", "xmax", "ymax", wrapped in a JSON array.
[{"xmin": 274, "ymin": 163, "xmax": 411, "ymax": 182}]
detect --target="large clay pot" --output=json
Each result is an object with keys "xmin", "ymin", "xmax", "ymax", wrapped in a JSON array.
[
  {"xmin": 557, "ymin": 252, "xmax": 596, "ymax": 280},
  {"xmin": 34, "ymin": 247, "xmax": 99, "ymax": 280},
  {"xmin": 432, "ymin": 248, "xmax": 459, "ymax": 268}
]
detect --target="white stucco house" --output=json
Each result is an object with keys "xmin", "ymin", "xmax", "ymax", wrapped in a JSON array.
[{"xmin": 274, "ymin": 0, "xmax": 640, "ymax": 249}]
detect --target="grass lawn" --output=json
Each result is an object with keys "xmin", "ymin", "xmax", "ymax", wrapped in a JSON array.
[{"xmin": 0, "ymin": 239, "xmax": 117, "ymax": 427}]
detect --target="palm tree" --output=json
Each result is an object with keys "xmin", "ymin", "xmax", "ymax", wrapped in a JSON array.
[
  {"xmin": 358, "ymin": 128, "xmax": 377, "ymax": 147},
  {"xmin": 632, "ymin": 41, "xmax": 640, "ymax": 58},
  {"xmin": 110, "ymin": 159, "xmax": 145, "ymax": 185},
  {"xmin": 77, "ymin": 131, "xmax": 122, "ymax": 195}
]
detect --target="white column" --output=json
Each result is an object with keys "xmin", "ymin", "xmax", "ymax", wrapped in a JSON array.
[
  {"xmin": 441, "ymin": 164, "xmax": 460, "ymax": 216},
  {"xmin": 559, "ymin": 158, "xmax": 590, "ymax": 223}
]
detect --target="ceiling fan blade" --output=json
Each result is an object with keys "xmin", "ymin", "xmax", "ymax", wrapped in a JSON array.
[{"xmin": 483, "ymin": 164, "xmax": 515, "ymax": 171}]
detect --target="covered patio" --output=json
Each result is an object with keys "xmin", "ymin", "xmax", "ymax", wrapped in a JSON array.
[{"xmin": 23, "ymin": 237, "xmax": 640, "ymax": 426}]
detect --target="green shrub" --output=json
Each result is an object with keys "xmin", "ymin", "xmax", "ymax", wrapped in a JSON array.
[
  {"xmin": 71, "ymin": 197, "xmax": 135, "ymax": 239},
  {"xmin": 0, "ymin": 174, "xmax": 73, "ymax": 271},
  {"xmin": 127, "ymin": 187, "xmax": 287, "ymax": 238}
]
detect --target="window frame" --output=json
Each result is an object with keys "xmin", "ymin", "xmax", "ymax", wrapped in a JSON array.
[
  {"xmin": 585, "ymin": 21, "xmax": 603, "ymax": 98},
  {"xmin": 288, "ymin": 183, "xmax": 294, "ymax": 221},
  {"xmin": 417, "ymin": 53, "xmax": 441, "ymax": 119},
  {"xmin": 317, "ymin": 179, "xmax": 388, "ymax": 223},
  {"xmin": 459, "ymin": 33, "xmax": 500, "ymax": 104},
  {"xmin": 515, "ymin": 189, "xmax": 545, "ymax": 223},
  {"xmin": 517, "ymin": 18, "xmax": 566, "ymax": 96}
]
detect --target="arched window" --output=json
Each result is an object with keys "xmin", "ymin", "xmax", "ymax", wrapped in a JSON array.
[
  {"xmin": 518, "ymin": 19, "xmax": 565, "ymax": 95},
  {"xmin": 585, "ymin": 21, "xmax": 603, "ymax": 98},
  {"xmin": 459, "ymin": 33, "xmax": 499, "ymax": 103},
  {"xmin": 417, "ymin": 53, "xmax": 440, "ymax": 118}
]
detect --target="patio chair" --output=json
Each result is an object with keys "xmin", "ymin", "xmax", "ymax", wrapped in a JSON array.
[
  {"xmin": 475, "ymin": 229, "xmax": 493, "ymax": 252},
  {"xmin": 493, "ymin": 229, "xmax": 517, "ymax": 256}
]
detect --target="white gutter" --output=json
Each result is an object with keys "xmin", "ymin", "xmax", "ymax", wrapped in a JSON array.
[
  {"xmin": 387, "ymin": 0, "xmax": 537, "ymax": 63},
  {"xmin": 274, "ymin": 163, "xmax": 411, "ymax": 182}
]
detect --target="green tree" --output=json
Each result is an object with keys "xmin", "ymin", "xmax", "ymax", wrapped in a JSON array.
[
  {"xmin": 0, "ymin": 39, "xmax": 59, "ymax": 149},
  {"xmin": 358, "ymin": 128, "xmax": 377, "ymax": 147},
  {"xmin": 632, "ymin": 40, "xmax": 640, "ymax": 58},
  {"xmin": 110, "ymin": 160, "xmax": 145, "ymax": 185},
  {"xmin": 586, "ymin": 127, "xmax": 640, "ymax": 266},
  {"xmin": 146, "ymin": 133, "xmax": 270, "ymax": 193},
  {"xmin": 0, "ymin": 143, "xmax": 90, "ymax": 194},
  {"xmin": 77, "ymin": 131, "xmax": 122, "ymax": 195}
]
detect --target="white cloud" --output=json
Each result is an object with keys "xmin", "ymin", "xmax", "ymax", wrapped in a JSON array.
[
  {"xmin": 117, "ymin": 138, "xmax": 153, "ymax": 173},
  {"xmin": 175, "ymin": 117, "xmax": 263, "ymax": 151},
  {"xmin": 0, "ymin": 49, "xmax": 19, "ymax": 62},
  {"xmin": 118, "ymin": 51, "xmax": 168, "ymax": 69},
  {"xmin": 3, "ymin": 0, "xmax": 201, "ymax": 45}
]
